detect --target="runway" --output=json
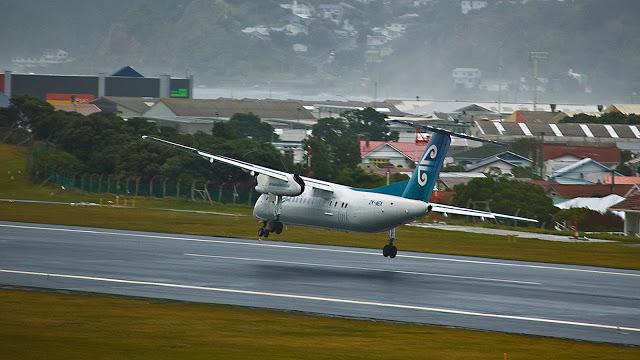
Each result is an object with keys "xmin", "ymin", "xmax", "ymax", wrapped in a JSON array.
[{"xmin": 1, "ymin": 221, "xmax": 639, "ymax": 345}]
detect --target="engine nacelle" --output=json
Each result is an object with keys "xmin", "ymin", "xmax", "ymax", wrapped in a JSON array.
[{"xmin": 255, "ymin": 173, "xmax": 305, "ymax": 196}]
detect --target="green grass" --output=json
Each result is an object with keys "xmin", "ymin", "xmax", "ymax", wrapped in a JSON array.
[
  {"xmin": 439, "ymin": 218, "xmax": 639, "ymax": 243},
  {"xmin": 1, "ymin": 289, "xmax": 637, "ymax": 360},
  {"xmin": 3, "ymin": 201, "xmax": 640, "ymax": 270}
]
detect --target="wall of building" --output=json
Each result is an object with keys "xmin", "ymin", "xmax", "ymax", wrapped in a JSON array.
[
  {"xmin": 553, "ymin": 162, "xmax": 610, "ymax": 184},
  {"xmin": 2, "ymin": 71, "xmax": 192, "ymax": 102}
]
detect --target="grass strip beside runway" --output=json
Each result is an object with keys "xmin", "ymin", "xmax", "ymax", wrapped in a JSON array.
[
  {"xmin": 0, "ymin": 289, "xmax": 637, "ymax": 360},
  {"xmin": 2, "ymin": 202, "xmax": 640, "ymax": 270}
]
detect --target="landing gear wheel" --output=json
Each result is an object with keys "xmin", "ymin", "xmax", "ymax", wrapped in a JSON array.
[
  {"xmin": 389, "ymin": 246, "xmax": 397, "ymax": 258},
  {"xmin": 258, "ymin": 228, "xmax": 265, "ymax": 237},
  {"xmin": 263, "ymin": 230, "xmax": 270, "ymax": 238},
  {"xmin": 382, "ymin": 244, "xmax": 391, "ymax": 257},
  {"xmin": 273, "ymin": 222, "xmax": 283, "ymax": 234}
]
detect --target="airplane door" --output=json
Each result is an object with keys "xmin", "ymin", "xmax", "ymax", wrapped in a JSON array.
[{"xmin": 337, "ymin": 201, "xmax": 349, "ymax": 227}]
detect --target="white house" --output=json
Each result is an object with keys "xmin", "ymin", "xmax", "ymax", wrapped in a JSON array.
[
  {"xmin": 465, "ymin": 156, "xmax": 522, "ymax": 176},
  {"xmin": 551, "ymin": 158, "xmax": 619, "ymax": 184}
]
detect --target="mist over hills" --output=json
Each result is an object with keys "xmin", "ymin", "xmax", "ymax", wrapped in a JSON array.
[{"xmin": 1, "ymin": 0, "xmax": 639, "ymax": 102}]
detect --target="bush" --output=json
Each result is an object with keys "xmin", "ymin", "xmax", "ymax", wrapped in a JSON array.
[{"xmin": 553, "ymin": 208, "xmax": 623, "ymax": 232}]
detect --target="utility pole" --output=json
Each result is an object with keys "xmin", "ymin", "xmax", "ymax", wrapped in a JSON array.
[
  {"xmin": 538, "ymin": 132, "xmax": 545, "ymax": 178},
  {"xmin": 529, "ymin": 51, "xmax": 548, "ymax": 111},
  {"xmin": 498, "ymin": 46, "xmax": 504, "ymax": 120}
]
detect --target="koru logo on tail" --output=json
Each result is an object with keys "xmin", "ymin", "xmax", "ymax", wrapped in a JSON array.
[{"xmin": 417, "ymin": 145, "xmax": 438, "ymax": 187}]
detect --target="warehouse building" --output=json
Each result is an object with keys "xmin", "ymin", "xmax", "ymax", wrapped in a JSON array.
[{"xmin": 0, "ymin": 67, "xmax": 192, "ymax": 104}]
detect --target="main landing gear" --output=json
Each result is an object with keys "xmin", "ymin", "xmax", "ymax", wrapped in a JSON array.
[
  {"xmin": 258, "ymin": 220, "xmax": 284, "ymax": 238},
  {"xmin": 258, "ymin": 195, "xmax": 285, "ymax": 238},
  {"xmin": 382, "ymin": 228, "xmax": 398, "ymax": 258}
]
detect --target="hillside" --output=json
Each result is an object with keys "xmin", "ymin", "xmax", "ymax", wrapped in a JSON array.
[{"xmin": 1, "ymin": 0, "xmax": 639, "ymax": 101}]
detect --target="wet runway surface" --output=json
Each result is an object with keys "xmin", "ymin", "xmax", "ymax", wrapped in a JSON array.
[{"xmin": 1, "ymin": 221, "xmax": 639, "ymax": 345}]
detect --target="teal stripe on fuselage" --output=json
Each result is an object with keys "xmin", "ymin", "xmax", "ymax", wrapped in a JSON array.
[{"xmin": 352, "ymin": 180, "xmax": 410, "ymax": 197}]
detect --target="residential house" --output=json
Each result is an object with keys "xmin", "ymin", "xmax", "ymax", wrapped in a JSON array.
[
  {"xmin": 529, "ymin": 180, "xmax": 640, "ymax": 204},
  {"xmin": 359, "ymin": 140, "xmax": 427, "ymax": 175},
  {"xmin": 452, "ymin": 143, "xmax": 532, "ymax": 168},
  {"xmin": 551, "ymin": 158, "xmax": 620, "ymax": 184},
  {"xmin": 465, "ymin": 156, "xmax": 524, "ymax": 176},
  {"xmin": 543, "ymin": 144, "xmax": 620, "ymax": 179},
  {"xmin": 609, "ymin": 195, "xmax": 640, "ymax": 236},
  {"xmin": 92, "ymin": 96, "xmax": 158, "ymax": 119},
  {"xmin": 556, "ymin": 194, "xmax": 625, "ymax": 216}
]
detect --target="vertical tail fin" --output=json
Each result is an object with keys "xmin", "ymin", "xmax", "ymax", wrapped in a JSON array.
[{"xmin": 402, "ymin": 131, "xmax": 451, "ymax": 202}]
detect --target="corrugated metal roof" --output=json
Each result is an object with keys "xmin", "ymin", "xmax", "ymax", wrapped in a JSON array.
[
  {"xmin": 473, "ymin": 120, "xmax": 640, "ymax": 140},
  {"xmin": 606, "ymin": 104, "xmax": 640, "ymax": 115},
  {"xmin": 159, "ymin": 98, "xmax": 316, "ymax": 120}
]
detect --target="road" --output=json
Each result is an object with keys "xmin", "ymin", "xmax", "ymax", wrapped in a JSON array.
[{"xmin": 0, "ymin": 221, "xmax": 639, "ymax": 345}]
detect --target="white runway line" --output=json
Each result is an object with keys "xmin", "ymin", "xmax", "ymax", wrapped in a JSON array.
[
  {"xmin": 2, "ymin": 223, "xmax": 640, "ymax": 278},
  {"xmin": 1, "ymin": 268, "xmax": 638, "ymax": 333},
  {"xmin": 184, "ymin": 253, "xmax": 541, "ymax": 285}
]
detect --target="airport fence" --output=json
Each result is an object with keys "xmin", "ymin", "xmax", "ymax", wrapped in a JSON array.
[{"xmin": 32, "ymin": 168, "xmax": 261, "ymax": 205}]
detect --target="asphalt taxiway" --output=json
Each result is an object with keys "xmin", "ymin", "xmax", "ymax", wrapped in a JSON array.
[{"xmin": 0, "ymin": 221, "xmax": 639, "ymax": 345}]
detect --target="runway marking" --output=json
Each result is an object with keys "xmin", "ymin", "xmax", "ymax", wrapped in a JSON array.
[
  {"xmin": 184, "ymin": 253, "xmax": 541, "ymax": 285},
  {"xmin": 2, "ymin": 223, "xmax": 640, "ymax": 278},
  {"xmin": 1, "ymin": 268, "xmax": 638, "ymax": 333}
]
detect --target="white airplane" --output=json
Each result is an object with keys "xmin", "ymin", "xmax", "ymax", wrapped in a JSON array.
[{"xmin": 143, "ymin": 123, "xmax": 536, "ymax": 258}]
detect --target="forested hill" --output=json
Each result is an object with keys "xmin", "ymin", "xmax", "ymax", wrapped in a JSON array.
[{"xmin": 1, "ymin": 0, "xmax": 639, "ymax": 101}]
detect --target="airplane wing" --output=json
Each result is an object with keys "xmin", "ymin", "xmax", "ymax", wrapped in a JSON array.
[
  {"xmin": 142, "ymin": 136, "xmax": 334, "ymax": 192},
  {"xmin": 429, "ymin": 203, "xmax": 538, "ymax": 223}
]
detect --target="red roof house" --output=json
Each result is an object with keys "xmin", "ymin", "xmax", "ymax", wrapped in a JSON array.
[{"xmin": 543, "ymin": 144, "xmax": 620, "ymax": 166}]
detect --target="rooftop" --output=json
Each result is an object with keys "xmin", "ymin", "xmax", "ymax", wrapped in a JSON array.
[
  {"xmin": 92, "ymin": 96, "xmax": 158, "ymax": 114},
  {"xmin": 360, "ymin": 140, "xmax": 427, "ymax": 162},
  {"xmin": 53, "ymin": 103, "xmax": 102, "ymax": 116},
  {"xmin": 157, "ymin": 98, "xmax": 316, "ymax": 120},
  {"xmin": 543, "ymin": 144, "xmax": 620, "ymax": 164},
  {"xmin": 530, "ymin": 180, "xmax": 637, "ymax": 199},
  {"xmin": 610, "ymin": 194, "xmax": 640, "ymax": 211}
]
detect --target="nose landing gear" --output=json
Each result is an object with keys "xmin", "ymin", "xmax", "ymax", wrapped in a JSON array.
[{"xmin": 382, "ymin": 228, "xmax": 398, "ymax": 258}]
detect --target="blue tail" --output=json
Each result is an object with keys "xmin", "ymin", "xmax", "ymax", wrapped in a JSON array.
[{"xmin": 401, "ymin": 131, "xmax": 451, "ymax": 202}]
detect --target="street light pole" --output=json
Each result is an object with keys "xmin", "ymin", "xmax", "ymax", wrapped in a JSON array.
[{"xmin": 529, "ymin": 51, "xmax": 548, "ymax": 111}]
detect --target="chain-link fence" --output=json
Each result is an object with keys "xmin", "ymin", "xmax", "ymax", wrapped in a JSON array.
[{"xmin": 32, "ymin": 168, "xmax": 261, "ymax": 205}]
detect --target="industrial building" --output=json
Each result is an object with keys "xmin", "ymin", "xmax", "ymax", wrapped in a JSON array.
[{"xmin": 0, "ymin": 67, "xmax": 193, "ymax": 105}]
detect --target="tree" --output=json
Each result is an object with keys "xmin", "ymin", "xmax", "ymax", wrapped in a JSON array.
[
  {"xmin": 304, "ymin": 117, "xmax": 361, "ymax": 181},
  {"xmin": 553, "ymin": 208, "xmax": 623, "ymax": 232},
  {"xmin": 452, "ymin": 177, "xmax": 557, "ymax": 226},
  {"xmin": 213, "ymin": 113, "xmax": 276, "ymax": 142},
  {"xmin": 441, "ymin": 164, "xmax": 465, "ymax": 172},
  {"xmin": 342, "ymin": 107, "xmax": 398, "ymax": 141},
  {"xmin": 510, "ymin": 166, "xmax": 539, "ymax": 179}
]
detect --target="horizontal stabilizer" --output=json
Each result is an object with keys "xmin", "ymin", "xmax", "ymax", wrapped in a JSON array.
[{"xmin": 391, "ymin": 120, "xmax": 505, "ymax": 145}]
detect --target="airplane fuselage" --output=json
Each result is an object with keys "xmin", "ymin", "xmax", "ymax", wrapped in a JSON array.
[{"xmin": 253, "ymin": 186, "xmax": 429, "ymax": 233}]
